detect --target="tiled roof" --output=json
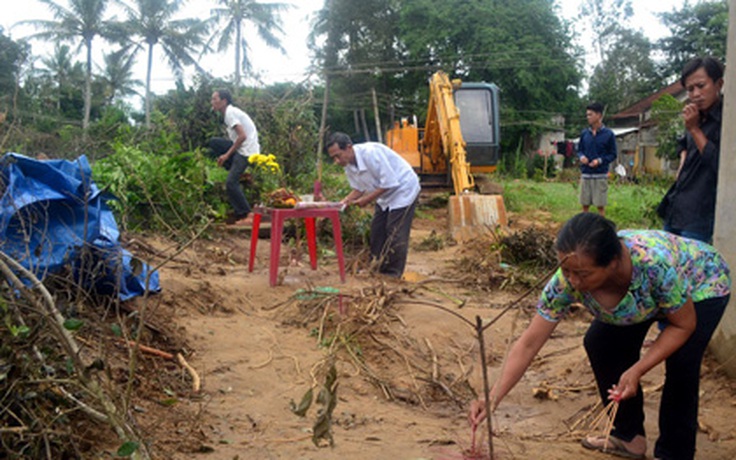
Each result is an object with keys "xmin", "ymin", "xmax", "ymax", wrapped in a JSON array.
[{"xmin": 612, "ymin": 81, "xmax": 684, "ymax": 119}]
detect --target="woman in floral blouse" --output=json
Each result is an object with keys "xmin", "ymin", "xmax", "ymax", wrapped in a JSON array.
[{"xmin": 470, "ymin": 212, "xmax": 730, "ymax": 460}]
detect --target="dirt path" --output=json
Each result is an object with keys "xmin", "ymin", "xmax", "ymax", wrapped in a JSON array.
[{"xmin": 145, "ymin": 211, "xmax": 736, "ymax": 460}]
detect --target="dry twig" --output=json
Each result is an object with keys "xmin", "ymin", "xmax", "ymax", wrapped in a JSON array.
[{"xmin": 176, "ymin": 353, "xmax": 201, "ymax": 393}]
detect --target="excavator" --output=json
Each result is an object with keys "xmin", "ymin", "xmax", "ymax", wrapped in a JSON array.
[{"xmin": 385, "ymin": 71, "xmax": 507, "ymax": 240}]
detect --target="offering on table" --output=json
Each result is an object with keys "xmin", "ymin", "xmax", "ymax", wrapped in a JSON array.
[
  {"xmin": 295, "ymin": 201, "xmax": 346, "ymax": 211},
  {"xmin": 264, "ymin": 188, "xmax": 300, "ymax": 208}
]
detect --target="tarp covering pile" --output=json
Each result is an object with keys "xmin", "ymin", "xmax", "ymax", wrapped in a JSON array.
[{"xmin": 0, "ymin": 153, "xmax": 160, "ymax": 300}]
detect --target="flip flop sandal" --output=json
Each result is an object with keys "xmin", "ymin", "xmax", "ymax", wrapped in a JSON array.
[
  {"xmin": 230, "ymin": 217, "xmax": 254, "ymax": 227},
  {"xmin": 582, "ymin": 435, "xmax": 645, "ymax": 459}
]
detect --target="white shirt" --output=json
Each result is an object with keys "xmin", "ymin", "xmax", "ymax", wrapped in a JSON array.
[
  {"xmin": 344, "ymin": 142, "xmax": 420, "ymax": 211},
  {"xmin": 224, "ymin": 105, "xmax": 260, "ymax": 157}
]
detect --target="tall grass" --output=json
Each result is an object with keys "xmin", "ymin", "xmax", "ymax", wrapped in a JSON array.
[{"xmin": 499, "ymin": 177, "xmax": 668, "ymax": 229}]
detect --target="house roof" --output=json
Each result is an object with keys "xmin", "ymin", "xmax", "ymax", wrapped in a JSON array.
[
  {"xmin": 568, "ymin": 126, "xmax": 639, "ymax": 144},
  {"xmin": 611, "ymin": 81, "xmax": 684, "ymax": 120}
]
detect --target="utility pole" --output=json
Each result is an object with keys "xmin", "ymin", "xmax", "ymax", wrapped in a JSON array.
[
  {"xmin": 710, "ymin": 0, "xmax": 736, "ymax": 377},
  {"xmin": 372, "ymin": 88, "xmax": 383, "ymax": 143}
]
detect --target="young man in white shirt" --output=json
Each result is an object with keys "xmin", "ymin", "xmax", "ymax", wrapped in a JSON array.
[
  {"xmin": 327, "ymin": 132, "xmax": 420, "ymax": 277},
  {"xmin": 209, "ymin": 89, "xmax": 260, "ymax": 225}
]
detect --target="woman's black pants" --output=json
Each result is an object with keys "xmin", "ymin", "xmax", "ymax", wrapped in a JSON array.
[{"xmin": 583, "ymin": 295, "xmax": 729, "ymax": 460}]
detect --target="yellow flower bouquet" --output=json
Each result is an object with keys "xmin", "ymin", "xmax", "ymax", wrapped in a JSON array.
[
  {"xmin": 247, "ymin": 153, "xmax": 282, "ymax": 194},
  {"xmin": 247, "ymin": 154, "xmax": 299, "ymax": 208}
]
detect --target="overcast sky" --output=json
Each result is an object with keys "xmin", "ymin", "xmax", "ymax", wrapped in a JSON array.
[
  {"xmin": 1, "ymin": 0, "xmax": 686, "ymax": 98},
  {"xmin": 2, "ymin": 0, "xmax": 324, "ymax": 94}
]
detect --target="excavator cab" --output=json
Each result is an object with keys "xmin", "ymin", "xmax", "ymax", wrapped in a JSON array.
[{"xmin": 454, "ymin": 82, "xmax": 501, "ymax": 174}]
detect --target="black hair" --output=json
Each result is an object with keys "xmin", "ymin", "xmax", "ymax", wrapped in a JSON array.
[
  {"xmin": 586, "ymin": 102, "xmax": 604, "ymax": 114},
  {"xmin": 326, "ymin": 132, "xmax": 353, "ymax": 150},
  {"xmin": 555, "ymin": 213, "xmax": 621, "ymax": 267},
  {"xmin": 215, "ymin": 89, "xmax": 233, "ymax": 105},
  {"xmin": 681, "ymin": 56, "xmax": 724, "ymax": 87}
]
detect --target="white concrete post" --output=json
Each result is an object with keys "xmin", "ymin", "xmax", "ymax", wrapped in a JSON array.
[{"xmin": 710, "ymin": 0, "xmax": 736, "ymax": 377}]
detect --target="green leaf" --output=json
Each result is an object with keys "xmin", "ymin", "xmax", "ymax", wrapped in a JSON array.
[
  {"xmin": 116, "ymin": 441, "xmax": 139, "ymax": 457},
  {"xmin": 289, "ymin": 387, "xmax": 313, "ymax": 417},
  {"xmin": 312, "ymin": 362, "xmax": 338, "ymax": 447},
  {"xmin": 63, "ymin": 319, "xmax": 84, "ymax": 331},
  {"xmin": 9, "ymin": 324, "xmax": 30, "ymax": 338},
  {"xmin": 110, "ymin": 323, "xmax": 123, "ymax": 337}
]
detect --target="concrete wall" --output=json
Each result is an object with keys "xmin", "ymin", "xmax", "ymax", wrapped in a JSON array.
[
  {"xmin": 641, "ymin": 146, "xmax": 672, "ymax": 175},
  {"xmin": 538, "ymin": 130, "xmax": 564, "ymax": 156},
  {"xmin": 639, "ymin": 125, "xmax": 658, "ymax": 145},
  {"xmin": 616, "ymin": 132, "xmax": 638, "ymax": 152},
  {"xmin": 710, "ymin": 0, "xmax": 736, "ymax": 377}
]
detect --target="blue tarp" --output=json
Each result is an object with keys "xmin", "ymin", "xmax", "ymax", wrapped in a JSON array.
[{"xmin": 0, "ymin": 153, "xmax": 160, "ymax": 301}]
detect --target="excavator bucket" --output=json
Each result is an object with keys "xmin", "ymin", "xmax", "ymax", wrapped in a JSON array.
[{"xmin": 448, "ymin": 194, "xmax": 507, "ymax": 241}]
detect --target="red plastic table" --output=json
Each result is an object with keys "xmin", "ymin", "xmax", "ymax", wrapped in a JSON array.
[{"xmin": 248, "ymin": 206, "xmax": 346, "ymax": 286}]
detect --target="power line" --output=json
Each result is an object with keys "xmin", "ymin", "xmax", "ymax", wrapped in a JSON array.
[{"xmin": 319, "ymin": 47, "xmax": 587, "ymax": 71}]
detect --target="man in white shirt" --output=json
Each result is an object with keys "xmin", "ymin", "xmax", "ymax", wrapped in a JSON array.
[
  {"xmin": 209, "ymin": 89, "xmax": 260, "ymax": 225},
  {"xmin": 327, "ymin": 132, "xmax": 420, "ymax": 277}
]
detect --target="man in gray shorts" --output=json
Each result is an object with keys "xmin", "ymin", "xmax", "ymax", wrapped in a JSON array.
[{"xmin": 577, "ymin": 102, "xmax": 617, "ymax": 216}]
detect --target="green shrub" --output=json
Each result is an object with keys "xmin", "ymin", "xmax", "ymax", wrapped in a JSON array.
[
  {"xmin": 497, "ymin": 140, "xmax": 527, "ymax": 179},
  {"xmin": 92, "ymin": 143, "xmax": 226, "ymax": 236},
  {"xmin": 651, "ymin": 94, "xmax": 684, "ymax": 162},
  {"xmin": 605, "ymin": 181, "xmax": 667, "ymax": 229}
]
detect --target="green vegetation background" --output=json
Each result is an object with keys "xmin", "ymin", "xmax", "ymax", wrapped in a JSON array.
[{"xmin": 501, "ymin": 178, "xmax": 667, "ymax": 230}]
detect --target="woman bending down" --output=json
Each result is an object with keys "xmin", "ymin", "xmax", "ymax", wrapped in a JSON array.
[{"xmin": 470, "ymin": 213, "xmax": 730, "ymax": 460}]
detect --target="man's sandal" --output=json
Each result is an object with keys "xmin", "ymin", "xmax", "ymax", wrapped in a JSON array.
[{"xmin": 582, "ymin": 435, "xmax": 645, "ymax": 459}]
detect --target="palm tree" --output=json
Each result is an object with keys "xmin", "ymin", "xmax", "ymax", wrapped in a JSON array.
[
  {"xmin": 22, "ymin": 0, "xmax": 115, "ymax": 132},
  {"xmin": 118, "ymin": 0, "xmax": 209, "ymax": 128},
  {"xmin": 206, "ymin": 0, "xmax": 291, "ymax": 88},
  {"xmin": 39, "ymin": 44, "xmax": 79, "ymax": 112},
  {"xmin": 98, "ymin": 48, "xmax": 142, "ymax": 104}
]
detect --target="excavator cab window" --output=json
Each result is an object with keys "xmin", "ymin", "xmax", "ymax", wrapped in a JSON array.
[
  {"xmin": 454, "ymin": 84, "xmax": 501, "ymax": 168},
  {"xmin": 455, "ymin": 89, "xmax": 495, "ymax": 143}
]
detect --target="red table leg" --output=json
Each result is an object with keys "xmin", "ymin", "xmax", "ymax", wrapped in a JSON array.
[
  {"xmin": 305, "ymin": 217, "xmax": 318, "ymax": 270},
  {"xmin": 329, "ymin": 210, "xmax": 346, "ymax": 282},
  {"xmin": 269, "ymin": 210, "xmax": 285, "ymax": 286},
  {"xmin": 248, "ymin": 212, "xmax": 262, "ymax": 273}
]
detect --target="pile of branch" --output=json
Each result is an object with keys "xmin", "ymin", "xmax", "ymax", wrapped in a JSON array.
[
  {"xmin": 0, "ymin": 249, "xmax": 199, "ymax": 459},
  {"xmin": 499, "ymin": 226, "xmax": 557, "ymax": 269},
  {"xmin": 453, "ymin": 227, "xmax": 557, "ymax": 291},
  {"xmin": 270, "ymin": 280, "xmax": 480, "ymax": 412},
  {"xmin": 0, "ymin": 251, "xmax": 153, "ymax": 458}
]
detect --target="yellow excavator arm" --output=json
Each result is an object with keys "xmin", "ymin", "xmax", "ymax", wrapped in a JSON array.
[
  {"xmin": 423, "ymin": 71, "xmax": 475, "ymax": 196},
  {"xmin": 384, "ymin": 70, "xmax": 507, "ymax": 241}
]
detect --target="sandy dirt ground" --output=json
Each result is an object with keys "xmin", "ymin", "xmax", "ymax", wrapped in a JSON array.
[{"xmin": 132, "ymin": 206, "xmax": 736, "ymax": 460}]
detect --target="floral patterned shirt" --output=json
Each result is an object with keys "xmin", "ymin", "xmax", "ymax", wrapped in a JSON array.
[{"xmin": 537, "ymin": 230, "xmax": 731, "ymax": 325}]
